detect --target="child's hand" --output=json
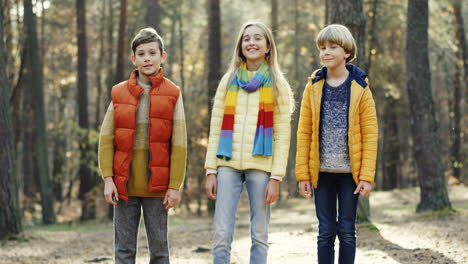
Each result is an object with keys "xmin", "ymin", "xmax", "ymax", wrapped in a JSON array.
[
  {"xmin": 104, "ymin": 177, "xmax": 119, "ymax": 205},
  {"xmin": 205, "ymin": 174, "xmax": 217, "ymax": 200},
  {"xmin": 163, "ymin": 189, "xmax": 181, "ymax": 210},
  {"xmin": 354, "ymin": 180, "xmax": 372, "ymax": 196},
  {"xmin": 264, "ymin": 179, "xmax": 280, "ymax": 204},
  {"xmin": 299, "ymin": 181, "xmax": 312, "ymax": 198}
]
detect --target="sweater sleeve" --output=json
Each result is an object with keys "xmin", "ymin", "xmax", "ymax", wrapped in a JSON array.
[
  {"xmin": 295, "ymin": 82, "xmax": 313, "ymax": 182},
  {"xmin": 270, "ymin": 79, "xmax": 292, "ymax": 177},
  {"xmin": 204, "ymin": 74, "xmax": 230, "ymax": 170},
  {"xmin": 358, "ymin": 85, "xmax": 378, "ymax": 183},
  {"xmin": 168, "ymin": 92, "xmax": 187, "ymax": 190},
  {"xmin": 98, "ymin": 102, "xmax": 115, "ymax": 178}
]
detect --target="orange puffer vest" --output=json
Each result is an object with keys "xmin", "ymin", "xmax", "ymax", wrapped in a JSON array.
[{"xmin": 111, "ymin": 68, "xmax": 180, "ymax": 201}]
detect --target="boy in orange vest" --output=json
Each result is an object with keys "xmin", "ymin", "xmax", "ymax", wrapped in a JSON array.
[{"xmin": 98, "ymin": 27, "xmax": 187, "ymax": 264}]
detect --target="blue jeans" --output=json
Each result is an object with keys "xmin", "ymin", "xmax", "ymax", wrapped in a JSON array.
[
  {"xmin": 314, "ymin": 172, "xmax": 359, "ymax": 264},
  {"xmin": 213, "ymin": 166, "xmax": 271, "ymax": 264}
]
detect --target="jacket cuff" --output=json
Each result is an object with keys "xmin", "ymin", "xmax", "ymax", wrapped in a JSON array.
[
  {"xmin": 206, "ymin": 168, "xmax": 217, "ymax": 176},
  {"xmin": 359, "ymin": 175, "xmax": 374, "ymax": 183},
  {"xmin": 270, "ymin": 175, "xmax": 283, "ymax": 182},
  {"xmin": 101, "ymin": 168, "xmax": 114, "ymax": 178}
]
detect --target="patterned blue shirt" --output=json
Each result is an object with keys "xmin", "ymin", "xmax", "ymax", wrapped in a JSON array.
[{"xmin": 319, "ymin": 77, "xmax": 351, "ymax": 172}]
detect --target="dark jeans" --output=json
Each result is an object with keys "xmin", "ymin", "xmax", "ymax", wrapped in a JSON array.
[
  {"xmin": 314, "ymin": 172, "xmax": 359, "ymax": 264},
  {"xmin": 114, "ymin": 197, "xmax": 169, "ymax": 264}
]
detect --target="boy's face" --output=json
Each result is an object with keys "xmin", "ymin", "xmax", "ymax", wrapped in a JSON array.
[
  {"xmin": 318, "ymin": 41, "xmax": 350, "ymax": 70},
  {"xmin": 131, "ymin": 42, "xmax": 167, "ymax": 77}
]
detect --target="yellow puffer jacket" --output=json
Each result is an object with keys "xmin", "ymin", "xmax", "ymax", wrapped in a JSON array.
[
  {"xmin": 295, "ymin": 65, "xmax": 378, "ymax": 187},
  {"xmin": 205, "ymin": 71, "xmax": 292, "ymax": 178}
]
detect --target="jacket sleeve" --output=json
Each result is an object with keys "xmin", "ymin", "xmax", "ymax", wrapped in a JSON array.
[
  {"xmin": 204, "ymin": 74, "xmax": 230, "ymax": 170},
  {"xmin": 98, "ymin": 102, "xmax": 115, "ymax": 178},
  {"xmin": 358, "ymin": 85, "xmax": 378, "ymax": 183},
  {"xmin": 169, "ymin": 92, "xmax": 187, "ymax": 190},
  {"xmin": 295, "ymin": 82, "xmax": 313, "ymax": 182},
  {"xmin": 271, "ymin": 79, "xmax": 292, "ymax": 177}
]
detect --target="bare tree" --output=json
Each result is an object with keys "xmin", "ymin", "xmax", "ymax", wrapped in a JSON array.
[
  {"xmin": 406, "ymin": 0, "xmax": 451, "ymax": 212},
  {"xmin": 206, "ymin": 0, "xmax": 221, "ymax": 214},
  {"xmin": 115, "ymin": 0, "xmax": 127, "ymax": 83},
  {"xmin": 0, "ymin": 3, "xmax": 21, "ymax": 239},
  {"xmin": 330, "ymin": 0, "xmax": 367, "ymax": 70},
  {"xmin": 271, "ymin": 0, "xmax": 278, "ymax": 38},
  {"xmin": 76, "ymin": 0, "xmax": 96, "ymax": 220},
  {"xmin": 145, "ymin": 0, "xmax": 161, "ymax": 33},
  {"xmin": 451, "ymin": 0, "xmax": 465, "ymax": 182},
  {"xmin": 23, "ymin": 0, "xmax": 55, "ymax": 224},
  {"xmin": 106, "ymin": 0, "xmax": 115, "ymax": 100}
]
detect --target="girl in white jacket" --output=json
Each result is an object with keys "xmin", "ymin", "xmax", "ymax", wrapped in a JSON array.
[{"xmin": 204, "ymin": 21, "xmax": 293, "ymax": 264}]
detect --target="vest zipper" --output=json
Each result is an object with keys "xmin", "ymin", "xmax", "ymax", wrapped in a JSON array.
[{"xmin": 146, "ymin": 87, "xmax": 152, "ymax": 185}]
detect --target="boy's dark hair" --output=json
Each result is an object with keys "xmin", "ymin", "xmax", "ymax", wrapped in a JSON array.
[{"xmin": 131, "ymin": 27, "xmax": 164, "ymax": 55}]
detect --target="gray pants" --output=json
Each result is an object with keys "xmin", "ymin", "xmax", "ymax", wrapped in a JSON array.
[{"xmin": 114, "ymin": 197, "xmax": 169, "ymax": 264}]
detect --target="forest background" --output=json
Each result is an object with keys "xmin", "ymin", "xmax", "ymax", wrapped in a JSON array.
[{"xmin": 0, "ymin": 0, "xmax": 466, "ymax": 263}]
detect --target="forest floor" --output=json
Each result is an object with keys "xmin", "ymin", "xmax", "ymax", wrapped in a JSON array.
[{"xmin": 1, "ymin": 184, "xmax": 467, "ymax": 264}]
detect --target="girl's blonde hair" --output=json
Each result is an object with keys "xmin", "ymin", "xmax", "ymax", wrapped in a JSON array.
[
  {"xmin": 224, "ymin": 21, "xmax": 294, "ymax": 112},
  {"xmin": 316, "ymin": 24, "xmax": 357, "ymax": 63}
]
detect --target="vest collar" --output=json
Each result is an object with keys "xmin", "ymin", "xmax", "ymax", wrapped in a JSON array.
[{"xmin": 127, "ymin": 68, "xmax": 165, "ymax": 98}]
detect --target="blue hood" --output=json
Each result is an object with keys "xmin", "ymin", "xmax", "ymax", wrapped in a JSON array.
[{"xmin": 312, "ymin": 64, "xmax": 368, "ymax": 88}]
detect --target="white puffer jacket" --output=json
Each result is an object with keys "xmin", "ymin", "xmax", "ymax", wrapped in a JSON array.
[{"xmin": 205, "ymin": 71, "xmax": 292, "ymax": 178}]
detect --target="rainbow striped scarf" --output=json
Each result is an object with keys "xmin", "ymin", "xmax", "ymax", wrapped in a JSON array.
[{"xmin": 216, "ymin": 62, "xmax": 273, "ymax": 161}]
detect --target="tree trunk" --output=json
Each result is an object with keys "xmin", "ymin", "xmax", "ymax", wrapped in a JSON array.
[
  {"xmin": 451, "ymin": 0, "xmax": 465, "ymax": 182},
  {"xmin": 270, "ymin": 0, "xmax": 278, "ymax": 38},
  {"xmin": 178, "ymin": 1, "xmax": 185, "ymax": 92},
  {"xmin": 115, "ymin": 0, "xmax": 127, "ymax": 84},
  {"xmin": 366, "ymin": 0, "xmax": 378, "ymax": 73},
  {"xmin": 406, "ymin": 0, "xmax": 451, "ymax": 212},
  {"xmin": 381, "ymin": 98, "xmax": 400, "ymax": 190},
  {"xmin": 166, "ymin": 9, "xmax": 177, "ymax": 79},
  {"xmin": 330, "ymin": 0, "xmax": 370, "ymax": 222},
  {"xmin": 330, "ymin": 0, "xmax": 367, "ymax": 71},
  {"xmin": 95, "ymin": 0, "xmax": 106, "ymax": 128},
  {"xmin": 76, "ymin": 0, "xmax": 96, "ymax": 221},
  {"xmin": 40, "ymin": 0, "xmax": 46, "ymax": 66},
  {"xmin": 324, "ymin": 0, "xmax": 330, "ymax": 26},
  {"xmin": 24, "ymin": 0, "xmax": 55, "ymax": 224},
  {"xmin": 145, "ymin": 0, "xmax": 161, "ymax": 33},
  {"xmin": 207, "ymin": 0, "xmax": 221, "ymax": 214},
  {"xmin": 0, "ymin": 4, "xmax": 22, "ymax": 239},
  {"xmin": 106, "ymin": 0, "xmax": 115, "ymax": 101},
  {"xmin": 285, "ymin": 0, "xmax": 300, "ymax": 198},
  {"xmin": 178, "ymin": 0, "xmax": 190, "ymax": 212},
  {"xmin": 3, "ymin": 0, "xmax": 14, "ymax": 86}
]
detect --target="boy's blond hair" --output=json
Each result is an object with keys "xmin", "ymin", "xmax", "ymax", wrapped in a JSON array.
[
  {"xmin": 316, "ymin": 24, "xmax": 356, "ymax": 63},
  {"xmin": 131, "ymin": 27, "xmax": 164, "ymax": 55}
]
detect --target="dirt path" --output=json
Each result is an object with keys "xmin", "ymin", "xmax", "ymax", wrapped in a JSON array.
[{"xmin": 1, "ymin": 185, "xmax": 467, "ymax": 264}]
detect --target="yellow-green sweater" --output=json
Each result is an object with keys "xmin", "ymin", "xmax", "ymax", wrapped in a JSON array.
[{"xmin": 98, "ymin": 77, "xmax": 187, "ymax": 197}]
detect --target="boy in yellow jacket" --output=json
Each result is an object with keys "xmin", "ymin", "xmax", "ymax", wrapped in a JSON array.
[{"xmin": 295, "ymin": 24, "xmax": 378, "ymax": 264}]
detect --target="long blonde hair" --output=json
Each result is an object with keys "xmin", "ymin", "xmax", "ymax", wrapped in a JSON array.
[{"xmin": 224, "ymin": 21, "xmax": 294, "ymax": 112}]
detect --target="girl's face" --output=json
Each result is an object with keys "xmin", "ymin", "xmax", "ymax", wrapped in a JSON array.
[
  {"xmin": 241, "ymin": 25, "xmax": 270, "ymax": 64},
  {"xmin": 318, "ymin": 41, "xmax": 350, "ymax": 70}
]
